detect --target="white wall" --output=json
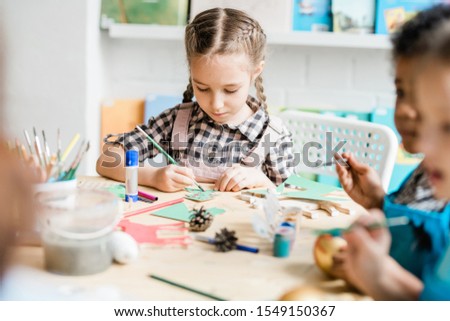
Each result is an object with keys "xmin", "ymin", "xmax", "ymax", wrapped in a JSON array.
[
  {"xmin": 1, "ymin": 1, "xmax": 396, "ymax": 175},
  {"xmin": 100, "ymin": 38, "xmax": 396, "ymax": 114},
  {"xmin": 1, "ymin": 0, "xmax": 101, "ymax": 174}
]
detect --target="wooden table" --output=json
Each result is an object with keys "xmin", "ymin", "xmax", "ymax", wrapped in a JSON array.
[{"xmin": 11, "ymin": 176, "xmax": 368, "ymax": 300}]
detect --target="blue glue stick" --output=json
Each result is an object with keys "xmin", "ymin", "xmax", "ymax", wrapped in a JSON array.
[{"xmin": 125, "ymin": 150, "xmax": 138, "ymax": 202}]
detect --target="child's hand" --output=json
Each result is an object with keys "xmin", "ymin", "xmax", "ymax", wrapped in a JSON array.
[
  {"xmin": 154, "ymin": 165, "xmax": 196, "ymax": 192},
  {"xmin": 331, "ymin": 210, "xmax": 391, "ymax": 294},
  {"xmin": 336, "ymin": 153, "xmax": 385, "ymax": 209},
  {"xmin": 214, "ymin": 165, "xmax": 274, "ymax": 192}
]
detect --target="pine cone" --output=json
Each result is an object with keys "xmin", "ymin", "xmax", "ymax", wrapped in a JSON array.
[
  {"xmin": 189, "ymin": 206, "xmax": 213, "ymax": 232},
  {"xmin": 214, "ymin": 228, "xmax": 238, "ymax": 252}
]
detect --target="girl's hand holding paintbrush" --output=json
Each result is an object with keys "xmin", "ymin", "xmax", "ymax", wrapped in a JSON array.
[
  {"xmin": 135, "ymin": 125, "xmax": 205, "ymax": 192},
  {"xmin": 153, "ymin": 164, "xmax": 198, "ymax": 192},
  {"xmin": 335, "ymin": 152, "xmax": 385, "ymax": 210}
]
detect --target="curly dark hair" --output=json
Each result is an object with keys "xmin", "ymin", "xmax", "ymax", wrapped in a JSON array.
[{"xmin": 392, "ymin": 4, "xmax": 450, "ymax": 59}]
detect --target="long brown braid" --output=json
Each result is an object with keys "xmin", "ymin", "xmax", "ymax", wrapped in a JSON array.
[
  {"xmin": 182, "ymin": 79, "xmax": 194, "ymax": 103},
  {"xmin": 183, "ymin": 8, "xmax": 268, "ymax": 111}
]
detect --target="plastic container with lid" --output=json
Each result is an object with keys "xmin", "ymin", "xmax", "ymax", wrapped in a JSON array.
[{"xmin": 37, "ymin": 189, "xmax": 122, "ymax": 275}]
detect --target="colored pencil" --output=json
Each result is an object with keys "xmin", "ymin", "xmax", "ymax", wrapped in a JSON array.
[
  {"xmin": 149, "ymin": 274, "xmax": 226, "ymax": 301},
  {"xmin": 61, "ymin": 133, "xmax": 80, "ymax": 162},
  {"xmin": 124, "ymin": 197, "xmax": 184, "ymax": 218},
  {"xmin": 135, "ymin": 125, "xmax": 205, "ymax": 192}
]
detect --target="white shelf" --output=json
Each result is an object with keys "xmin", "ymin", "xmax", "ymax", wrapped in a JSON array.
[
  {"xmin": 109, "ymin": 23, "xmax": 391, "ymax": 50},
  {"xmin": 109, "ymin": 24, "xmax": 185, "ymax": 41},
  {"xmin": 267, "ymin": 31, "xmax": 391, "ymax": 49}
]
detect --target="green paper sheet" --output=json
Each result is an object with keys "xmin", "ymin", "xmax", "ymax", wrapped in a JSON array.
[
  {"xmin": 247, "ymin": 174, "xmax": 346, "ymax": 202},
  {"xmin": 201, "ymin": 208, "xmax": 225, "ymax": 216},
  {"xmin": 105, "ymin": 184, "xmax": 125, "ymax": 199},
  {"xmin": 152, "ymin": 203, "xmax": 225, "ymax": 222},
  {"xmin": 152, "ymin": 203, "xmax": 191, "ymax": 221},
  {"xmin": 283, "ymin": 175, "xmax": 342, "ymax": 194}
]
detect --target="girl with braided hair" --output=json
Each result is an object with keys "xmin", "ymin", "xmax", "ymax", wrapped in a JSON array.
[{"xmin": 97, "ymin": 8, "xmax": 295, "ymax": 192}]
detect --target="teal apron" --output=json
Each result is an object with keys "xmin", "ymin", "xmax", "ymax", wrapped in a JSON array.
[
  {"xmin": 383, "ymin": 193, "xmax": 450, "ymax": 279},
  {"xmin": 420, "ymin": 242, "xmax": 450, "ymax": 300}
]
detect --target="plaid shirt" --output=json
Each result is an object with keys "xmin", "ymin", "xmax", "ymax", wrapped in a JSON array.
[
  {"xmin": 110, "ymin": 96, "xmax": 295, "ymax": 185},
  {"xmin": 393, "ymin": 163, "xmax": 447, "ymax": 212}
]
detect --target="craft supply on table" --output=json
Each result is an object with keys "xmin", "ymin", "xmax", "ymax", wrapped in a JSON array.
[
  {"xmin": 188, "ymin": 206, "xmax": 214, "ymax": 232},
  {"xmin": 118, "ymin": 220, "xmax": 191, "ymax": 247},
  {"xmin": 110, "ymin": 230, "xmax": 139, "ymax": 264},
  {"xmin": 137, "ymin": 189, "xmax": 158, "ymax": 201},
  {"xmin": 302, "ymin": 209, "xmax": 319, "ymax": 220},
  {"xmin": 12, "ymin": 128, "xmax": 88, "ymax": 184},
  {"xmin": 151, "ymin": 203, "xmax": 225, "ymax": 222},
  {"xmin": 184, "ymin": 188, "xmax": 215, "ymax": 202},
  {"xmin": 322, "ymin": 201, "xmax": 355, "ymax": 215},
  {"xmin": 244, "ymin": 178, "xmax": 346, "ymax": 204},
  {"xmin": 124, "ymin": 197, "xmax": 185, "ymax": 218},
  {"xmin": 36, "ymin": 190, "xmax": 121, "ymax": 276},
  {"xmin": 313, "ymin": 234, "xmax": 347, "ymax": 277},
  {"xmin": 319, "ymin": 202, "xmax": 340, "ymax": 217},
  {"xmin": 273, "ymin": 226, "xmax": 293, "ymax": 258},
  {"xmin": 149, "ymin": 274, "xmax": 226, "ymax": 301},
  {"xmin": 125, "ymin": 150, "xmax": 139, "ymax": 202},
  {"xmin": 193, "ymin": 232, "xmax": 259, "ymax": 254}
]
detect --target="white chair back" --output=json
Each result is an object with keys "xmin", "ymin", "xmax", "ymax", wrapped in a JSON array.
[{"xmin": 279, "ymin": 110, "xmax": 398, "ymax": 191}]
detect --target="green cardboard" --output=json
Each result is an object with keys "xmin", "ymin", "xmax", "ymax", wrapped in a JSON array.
[{"xmin": 152, "ymin": 203, "xmax": 225, "ymax": 222}]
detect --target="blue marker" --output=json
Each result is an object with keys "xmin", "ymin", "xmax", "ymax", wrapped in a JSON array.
[{"xmin": 125, "ymin": 150, "xmax": 138, "ymax": 202}]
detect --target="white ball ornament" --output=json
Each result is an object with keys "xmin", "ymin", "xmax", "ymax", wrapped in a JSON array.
[{"xmin": 110, "ymin": 231, "xmax": 139, "ymax": 264}]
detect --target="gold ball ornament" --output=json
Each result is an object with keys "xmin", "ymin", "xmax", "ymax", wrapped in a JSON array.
[
  {"xmin": 313, "ymin": 234, "xmax": 347, "ymax": 277},
  {"xmin": 280, "ymin": 285, "xmax": 328, "ymax": 301}
]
